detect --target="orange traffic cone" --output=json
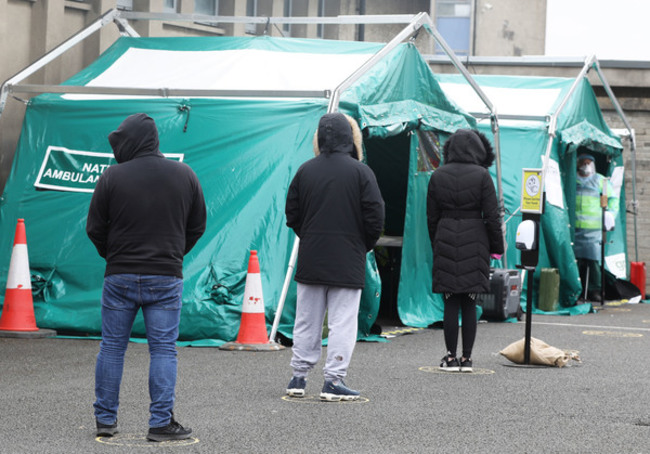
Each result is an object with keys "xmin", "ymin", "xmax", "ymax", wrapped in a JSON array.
[
  {"xmin": 0, "ymin": 219, "xmax": 55, "ymax": 338},
  {"xmin": 220, "ymin": 250, "xmax": 283, "ymax": 351}
]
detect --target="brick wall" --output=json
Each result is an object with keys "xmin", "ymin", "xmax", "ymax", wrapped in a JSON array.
[{"xmin": 603, "ymin": 109, "xmax": 649, "ymax": 294}]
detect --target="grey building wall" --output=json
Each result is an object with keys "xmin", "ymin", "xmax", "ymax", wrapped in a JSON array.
[
  {"xmin": 604, "ymin": 109, "xmax": 650, "ymax": 272},
  {"xmin": 473, "ymin": 0, "xmax": 546, "ymax": 56}
]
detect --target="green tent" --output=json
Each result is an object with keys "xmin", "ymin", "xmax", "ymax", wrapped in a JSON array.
[
  {"xmin": 435, "ymin": 72, "xmax": 631, "ymax": 316},
  {"xmin": 0, "ymin": 34, "xmax": 479, "ymax": 344}
]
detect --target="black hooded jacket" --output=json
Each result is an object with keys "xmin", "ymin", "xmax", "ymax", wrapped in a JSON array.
[
  {"xmin": 86, "ymin": 113, "xmax": 207, "ymax": 278},
  {"xmin": 426, "ymin": 129, "xmax": 504, "ymax": 293},
  {"xmin": 285, "ymin": 113, "xmax": 385, "ymax": 289}
]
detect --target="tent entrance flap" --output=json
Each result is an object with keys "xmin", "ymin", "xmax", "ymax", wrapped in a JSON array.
[
  {"xmin": 366, "ymin": 133, "xmax": 409, "ymax": 321},
  {"xmin": 367, "ymin": 130, "xmax": 444, "ymax": 324}
]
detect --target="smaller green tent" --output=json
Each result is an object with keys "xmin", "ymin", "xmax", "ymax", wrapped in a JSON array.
[{"xmin": 433, "ymin": 70, "xmax": 634, "ymax": 315}]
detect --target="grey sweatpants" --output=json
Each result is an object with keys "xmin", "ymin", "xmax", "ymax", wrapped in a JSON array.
[{"xmin": 290, "ymin": 283, "xmax": 362, "ymax": 382}]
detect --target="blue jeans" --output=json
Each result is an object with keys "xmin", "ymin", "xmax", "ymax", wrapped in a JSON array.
[{"xmin": 93, "ymin": 274, "xmax": 183, "ymax": 428}]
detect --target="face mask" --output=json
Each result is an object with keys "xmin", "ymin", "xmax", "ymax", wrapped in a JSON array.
[{"xmin": 578, "ymin": 162, "xmax": 595, "ymax": 177}]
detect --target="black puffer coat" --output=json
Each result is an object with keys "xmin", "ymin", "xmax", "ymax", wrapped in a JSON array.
[
  {"xmin": 285, "ymin": 113, "xmax": 385, "ymax": 289},
  {"xmin": 426, "ymin": 129, "xmax": 504, "ymax": 293}
]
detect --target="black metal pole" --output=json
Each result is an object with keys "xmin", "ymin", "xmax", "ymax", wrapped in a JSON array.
[
  {"xmin": 600, "ymin": 181, "xmax": 608, "ymax": 306},
  {"xmin": 600, "ymin": 209, "xmax": 606, "ymax": 305},
  {"xmin": 524, "ymin": 267, "xmax": 534, "ymax": 364}
]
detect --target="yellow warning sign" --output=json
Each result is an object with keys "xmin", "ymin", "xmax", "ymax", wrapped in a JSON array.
[{"xmin": 521, "ymin": 168, "xmax": 543, "ymax": 214}]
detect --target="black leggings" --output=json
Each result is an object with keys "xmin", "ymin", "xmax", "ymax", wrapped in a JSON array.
[{"xmin": 443, "ymin": 293, "xmax": 477, "ymax": 359}]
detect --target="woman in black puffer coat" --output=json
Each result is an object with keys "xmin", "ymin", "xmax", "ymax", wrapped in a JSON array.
[{"xmin": 426, "ymin": 129, "xmax": 504, "ymax": 372}]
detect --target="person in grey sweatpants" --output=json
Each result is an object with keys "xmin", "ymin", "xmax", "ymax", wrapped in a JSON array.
[{"xmin": 284, "ymin": 112, "xmax": 385, "ymax": 401}]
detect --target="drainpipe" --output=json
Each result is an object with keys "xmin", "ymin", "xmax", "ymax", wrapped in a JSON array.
[{"xmin": 358, "ymin": 0, "xmax": 365, "ymax": 41}]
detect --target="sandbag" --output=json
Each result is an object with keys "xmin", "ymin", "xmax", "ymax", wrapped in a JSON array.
[{"xmin": 499, "ymin": 337, "xmax": 580, "ymax": 367}]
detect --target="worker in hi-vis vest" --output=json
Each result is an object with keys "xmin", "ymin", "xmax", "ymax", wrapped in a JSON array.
[{"xmin": 574, "ymin": 153, "xmax": 618, "ymax": 302}]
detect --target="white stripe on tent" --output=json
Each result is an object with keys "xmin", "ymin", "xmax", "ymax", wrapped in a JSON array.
[
  {"xmin": 64, "ymin": 48, "xmax": 375, "ymax": 100},
  {"xmin": 439, "ymin": 82, "xmax": 561, "ymax": 118}
]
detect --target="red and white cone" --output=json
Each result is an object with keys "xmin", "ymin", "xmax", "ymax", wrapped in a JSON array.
[
  {"xmin": 220, "ymin": 250, "xmax": 283, "ymax": 351},
  {"xmin": 0, "ymin": 219, "xmax": 55, "ymax": 338}
]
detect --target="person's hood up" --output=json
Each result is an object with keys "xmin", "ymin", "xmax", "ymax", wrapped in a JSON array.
[
  {"xmin": 442, "ymin": 129, "xmax": 495, "ymax": 168},
  {"xmin": 577, "ymin": 153, "xmax": 595, "ymax": 163},
  {"xmin": 108, "ymin": 113, "xmax": 162, "ymax": 163},
  {"xmin": 313, "ymin": 113, "xmax": 363, "ymax": 161}
]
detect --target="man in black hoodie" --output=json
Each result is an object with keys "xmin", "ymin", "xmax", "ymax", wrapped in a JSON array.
[
  {"xmin": 87, "ymin": 113, "xmax": 206, "ymax": 441},
  {"xmin": 285, "ymin": 112, "xmax": 385, "ymax": 401}
]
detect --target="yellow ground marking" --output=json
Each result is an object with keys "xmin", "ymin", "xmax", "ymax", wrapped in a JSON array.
[
  {"xmin": 418, "ymin": 366, "xmax": 495, "ymax": 375},
  {"xmin": 282, "ymin": 395, "xmax": 369, "ymax": 404},
  {"xmin": 381, "ymin": 327, "xmax": 424, "ymax": 337},
  {"xmin": 533, "ymin": 321, "xmax": 650, "ymax": 332},
  {"xmin": 582, "ymin": 330, "xmax": 643, "ymax": 338},
  {"xmin": 96, "ymin": 434, "xmax": 199, "ymax": 447}
]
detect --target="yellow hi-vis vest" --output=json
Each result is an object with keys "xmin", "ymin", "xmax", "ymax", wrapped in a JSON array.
[
  {"xmin": 576, "ymin": 173, "xmax": 618, "ymax": 230},
  {"xmin": 574, "ymin": 173, "xmax": 619, "ymax": 261}
]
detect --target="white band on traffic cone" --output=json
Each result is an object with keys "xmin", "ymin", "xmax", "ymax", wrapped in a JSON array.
[
  {"xmin": 242, "ymin": 271, "xmax": 264, "ymax": 314},
  {"xmin": 6, "ymin": 244, "xmax": 31, "ymax": 290}
]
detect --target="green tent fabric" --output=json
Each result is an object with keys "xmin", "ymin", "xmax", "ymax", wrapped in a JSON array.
[
  {"xmin": 0, "ymin": 35, "xmax": 475, "ymax": 343},
  {"xmin": 560, "ymin": 119, "xmax": 624, "ymax": 157}
]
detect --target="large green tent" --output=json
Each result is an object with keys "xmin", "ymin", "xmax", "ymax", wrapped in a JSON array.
[{"xmin": 0, "ymin": 32, "xmax": 480, "ymax": 344}]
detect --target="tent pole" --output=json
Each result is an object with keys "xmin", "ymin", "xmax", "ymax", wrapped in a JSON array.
[
  {"xmin": 121, "ymin": 12, "xmax": 417, "ymax": 26},
  {"xmin": 591, "ymin": 60, "xmax": 639, "ymax": 262},
  {"xmin": 547, "ymin": 55, "xmax": 597, "ymax": 139},
  {"xmin": 420, "ymin": 15, "xmax": 506, "ymax": 267},
  {"xmin": 0, "ymin": 9, "xmax": 129, "ymax": 117},
  {"xmin": 276, "ymin": 13, "xmax": 432, "ymax": 339},
  {"xmin": 628, "ymin": 130, "xmax": 639, "ymax": 262},
  {"xmin": 490, "ymin": 114, "xmax": 507, "ymax": 268},
  {"xmin": 550, "ymin": 55, "xmax": 638, "ymax": 263},
  {"xmin": 275, "ymin": 12, "xmax": 443, "ymax": 337},
  {"xmin": 269, "ymin": 237, "xmax": 299, "ymax": 343},
  {"xmin": 542, "ymin": 55, "xmax": 598, "ymax": 248},
  {"xmin": 327, "ymin": 12, "xmax": 430, "ymax": 112}
]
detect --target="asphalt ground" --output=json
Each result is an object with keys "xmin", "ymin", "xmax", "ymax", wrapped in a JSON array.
[{"xmin": 2, "ymin": 301, "xmax": 650, "ymax": 454}]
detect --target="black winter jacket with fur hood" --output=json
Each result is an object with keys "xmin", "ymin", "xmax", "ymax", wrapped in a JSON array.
[
  {"xmin": 285, "ymin": 113, "xmax": 385, "ymax": 289},
  {"xmin": 426, "ymin": 129, "xmax": 504, "ymax": 294}
]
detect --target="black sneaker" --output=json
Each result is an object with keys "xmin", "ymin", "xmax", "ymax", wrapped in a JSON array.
[
  {"xmin": 147, "ymin": 417, "xmax": 192, "ymax": 442},
  {"xmin": 439, "ymin": 354, "xmax": 460, "ymax": 372},
  {"xmin": 460, "ymin": 357, "xmax": 473, "ymax": 373},
  {"xmin": 320, "ymin": 379, "xmax": 360, "ymax": 401},
  {"xmin": 286, "ymin": 376, "xmax": 307, "ymax": 397},
  {"xmin": 96, "ymin": 419, "xmax": 118, "ymax": 437}
]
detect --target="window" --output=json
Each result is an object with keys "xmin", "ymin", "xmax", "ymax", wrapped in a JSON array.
[
  {"xmin": 245, "ymin": 0, "xmax": 258, "ymax": 35},
  {"xmin": 195, "ymin": 0, "xmax": 219, "ymax": 26},
  {"xmin": 317, "ymin": 0, "xmax": 326, "ymax": 38},
  {"xmin": 163, "ymin": 0, "xmax": 178, "ymax": 13},
  {"xmin": 117, "ymin": 0, "xmax": 132, "ymax": 11},
  {"xmin": 416, "ymin": 130, "xmax": 442, "ymax": 172},
  {"xmin": 283, "ymin": 0, "xmax": 292, "ymax": 36},
  {"xmin": 246, "ymin": 0, "xmax": 257, "ymax": 15},
  {"xmin": 195, "ymin": 0, "xmax": 218, "ymax": 16},
  {"xmin": 435, "ymin": 0, "xmax": 472, "ymax": 56}
]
